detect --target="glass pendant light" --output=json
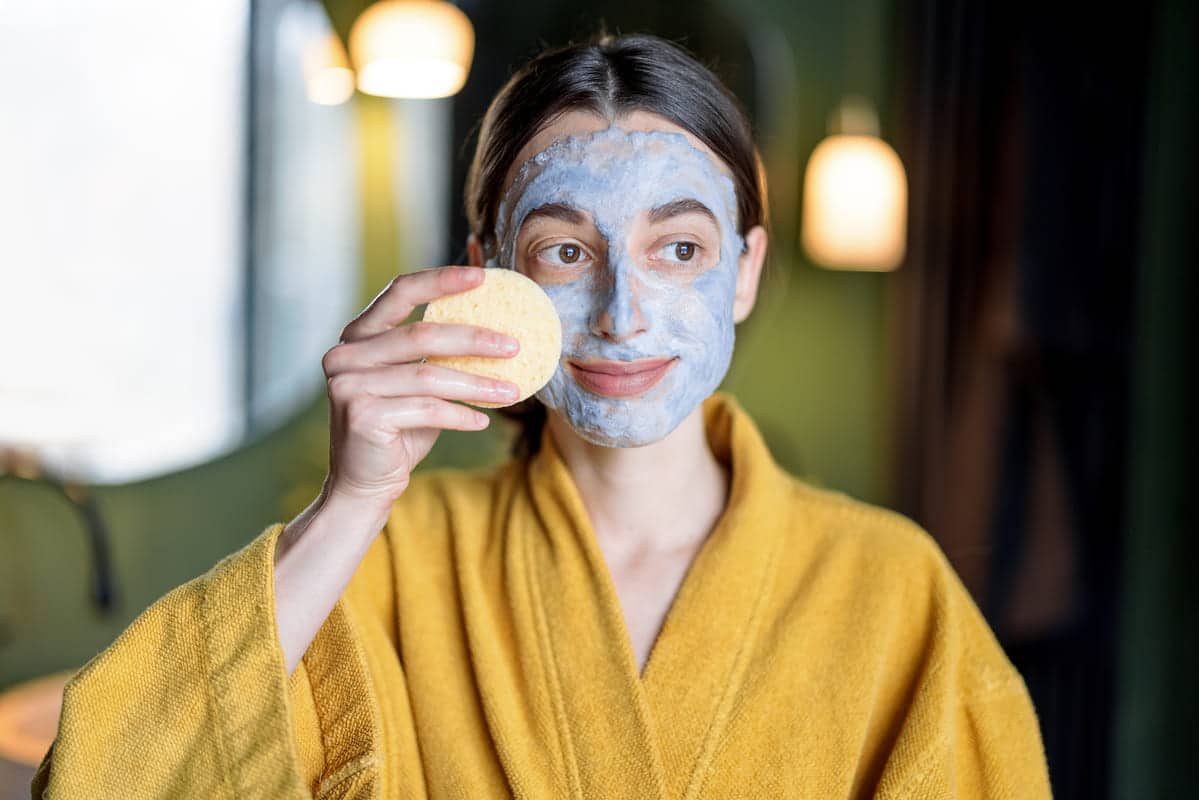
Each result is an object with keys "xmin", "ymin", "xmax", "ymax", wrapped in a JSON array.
[
  {"xmin": 348, "ymin": 0, "xmax": 475, "ymax": 99},
  {"xmin": 801, "ymin": 98, "xmax": 908, "ymax": 271}
]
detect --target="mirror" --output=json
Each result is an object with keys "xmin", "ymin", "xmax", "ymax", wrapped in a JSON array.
[{"xmin": 0, "ymin": 0, "xmax": 358, "ymax": 485}]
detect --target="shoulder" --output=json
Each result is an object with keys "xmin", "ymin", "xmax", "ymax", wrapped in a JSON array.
[
  {"xmin": 780, "ymin": 474, "xmax": 948, "ymax": 578},
  {"xmin": 775, "ymin": 475, "xmax": 1022, "ymax": 695},
  {"xmin": 764, "ymin": 473, "xmax": 951, "ymax": 623}
]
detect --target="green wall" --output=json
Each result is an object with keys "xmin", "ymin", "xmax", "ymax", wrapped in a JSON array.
[{"xmin": 720, "ymin": 0, "xmax": 895, "ymax": 503}]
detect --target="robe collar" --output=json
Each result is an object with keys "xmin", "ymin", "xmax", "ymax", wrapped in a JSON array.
[{"xmin": 519, "ymin": 391, "xmax": 791, "ymax": 800}]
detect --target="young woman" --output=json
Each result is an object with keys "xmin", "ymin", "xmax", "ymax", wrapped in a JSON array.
[{"xmin": 34, "ymin": 33, "xmax": 1051, "ymax": 799}]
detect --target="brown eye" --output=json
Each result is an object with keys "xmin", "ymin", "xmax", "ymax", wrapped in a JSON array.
[
  {"xmin": 674, "ymin": 242, "xmax": 696, "ymax": 261},
  {"xmin": 558, "ymin": 244, "xmax": 582, "ymax": 263}
]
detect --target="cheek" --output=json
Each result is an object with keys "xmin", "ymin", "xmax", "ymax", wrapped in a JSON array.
[
  {"xmin": 659, "ymin": 295, "xmax": 726, "ymax": 360},
  {"xmin": 652, "ymin": 261, "xmax": 738, "ymax": 337},
  {"xmin": 543, "ymin": 281, "xmax": 595, "ymax": 348}
]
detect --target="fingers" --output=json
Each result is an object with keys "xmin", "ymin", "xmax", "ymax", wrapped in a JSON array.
[
  {"xmin": 344, "ymin": 395, "xmax": 492, "ymax": 434},
  {"xmin": 322, "ymin": 321, "xmax": 519, "ymax": 376},
  {"xmin": 341, "ymin": 266, "xmax": 485, "ymax": 343},
  {"xmin": 327, "ymin": 362, "xmax": 520, "ymax": 406}
]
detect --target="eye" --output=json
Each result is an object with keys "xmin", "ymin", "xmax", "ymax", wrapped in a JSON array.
[
  {"xmin": 657, "ymin": 241, "xmax": 700, "ymax": 263},
  {"xmin": 538, "ymin": 242, "xmax": 589, "ymax": 266}
]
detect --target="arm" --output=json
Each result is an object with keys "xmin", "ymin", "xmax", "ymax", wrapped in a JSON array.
[
  {"xmin": 875, "ymin": 676, "xmax": 1051, "ymax": 799},
  {"xmin": 31, "ymin": 266, "xmax": 511, "ymax": 798},
  {"xmin": 950, "ymin": 679, "xmax": 1053, "ymax": 799},
  {"xmin": 872, "ymin": 545, "xmax": 1052, "ymax": 799},
  {"xmin": 274, "ymin": 483, "xmax": 393, "ymax": 676},
  {"xmin": 273, "ymin": 262, "xmax": 516, "ymax": 673}
]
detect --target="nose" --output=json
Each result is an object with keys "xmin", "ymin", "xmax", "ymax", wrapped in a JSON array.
[{"xmin": 590, "ymin": 258, "xmax": 647, "ymax": 342}]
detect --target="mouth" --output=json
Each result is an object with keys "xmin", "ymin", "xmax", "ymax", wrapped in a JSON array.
[{"xmin": 567, "ymin": 356, "xmax": 678, "ymax": 398}]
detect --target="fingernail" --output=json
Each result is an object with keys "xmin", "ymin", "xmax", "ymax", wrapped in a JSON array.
[{"xmin": 499, "ymin": 336, "xmax": 519, "ymax": 354}]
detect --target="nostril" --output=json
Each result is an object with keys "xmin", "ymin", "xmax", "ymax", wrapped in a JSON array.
[
  {"xmin": 590, "ymin": 308, "xmax": 615, "ymax": 338},
  {"xmin": 595, "ymin": 289, "xmax": 644, "ymax": 337}
]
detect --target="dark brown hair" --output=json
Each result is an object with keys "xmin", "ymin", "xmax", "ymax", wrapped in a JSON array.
[{"xmin": 463, "ymin": 31, "xmax": 769, "ymax": 459}]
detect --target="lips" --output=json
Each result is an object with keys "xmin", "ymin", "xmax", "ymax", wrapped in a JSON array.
[{"xmin": 567, "ymin": 357, "xmax": 677, "ymax": 398}]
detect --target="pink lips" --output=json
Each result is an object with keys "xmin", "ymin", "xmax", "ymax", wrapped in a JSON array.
[{"xmin": 568, "ymin": 357, "xmax": 677, "ymax": 398}]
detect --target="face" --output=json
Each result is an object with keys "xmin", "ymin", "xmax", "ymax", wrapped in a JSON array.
[{"xmin": 488, "ymin": 112, "xmax": 749, "ymax": 448}]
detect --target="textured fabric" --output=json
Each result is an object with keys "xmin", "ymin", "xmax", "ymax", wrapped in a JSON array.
[{"xmin": 31, "ymin": 391, "xmax": 1052, "ymax": 799}]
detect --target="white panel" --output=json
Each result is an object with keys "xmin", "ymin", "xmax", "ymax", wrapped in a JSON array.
[{"xmin": 0, "ymin": 1, "xmax": 248, "ymax": 483}]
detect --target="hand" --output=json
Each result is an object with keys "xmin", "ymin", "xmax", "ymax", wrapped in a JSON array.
[{"xmin": 318, "ymin": 266, "xmax": 520, "ymax": 506}]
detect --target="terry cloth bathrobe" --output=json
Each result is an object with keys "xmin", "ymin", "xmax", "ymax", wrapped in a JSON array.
[{"xmin": 32, "ymin": 392, "xmax": 1052, "ymax": 799}]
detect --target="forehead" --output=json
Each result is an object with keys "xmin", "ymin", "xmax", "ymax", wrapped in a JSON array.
[
  {"xmin": 500, "ymin": 109, "xmax": 734, "ymax": 201},
  {"xmin": 506, "ymin": 128, "xmax": 734, "ymax": 212}
]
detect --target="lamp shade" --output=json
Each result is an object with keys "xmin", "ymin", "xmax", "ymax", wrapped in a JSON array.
[
  {"xmin": 801, "ymin": 133, "xmax": 908, "ymax": 271},
  {"xmin": 303, "ymin": 32, "xmax": 354, "ymax": 105},
  {"xmin": 348, "ymin": 0, "xmax": 474, "ymax": 99}
]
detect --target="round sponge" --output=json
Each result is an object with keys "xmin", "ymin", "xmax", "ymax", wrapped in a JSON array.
[{"xmin": 421, "ymin": 268, "xmax": 563, "ymax": 408}]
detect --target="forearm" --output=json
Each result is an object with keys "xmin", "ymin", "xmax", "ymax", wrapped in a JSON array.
[{"xmin": 273, "ymin": 482, "xmax": 395, "ymax": 675}]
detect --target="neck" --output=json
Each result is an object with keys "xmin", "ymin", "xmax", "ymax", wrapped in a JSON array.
[{"xmin": 545, "ymin": 401, "xmax": 730, "ymax": 557}]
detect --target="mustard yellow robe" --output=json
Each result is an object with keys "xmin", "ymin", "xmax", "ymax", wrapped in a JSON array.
[{"xmin": 32, "ymin": 392, "xmax": 1052, "ymax": 799}]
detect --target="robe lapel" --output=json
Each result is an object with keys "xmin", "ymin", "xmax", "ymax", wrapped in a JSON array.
[
  {"xmin": 521, "ymin": 422, "xmax": 669, "ymax": 799},
  {"xmin": 518, "ymin": 392, "xmax": 787, "ymax": 800},
  {"xmin": 639, "ymin": 394, "xmax": 788, "ymax": 800}
]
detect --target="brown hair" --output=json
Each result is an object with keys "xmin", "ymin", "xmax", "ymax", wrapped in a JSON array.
[{"xmin": 463, "ymin": 31, "xmax": 769, "ymax": 458}]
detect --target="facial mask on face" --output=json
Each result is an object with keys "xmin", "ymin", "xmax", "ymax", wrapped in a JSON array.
[{"xmin": 489, "ymin": 126, "xmax": 746, "ymax": 448}]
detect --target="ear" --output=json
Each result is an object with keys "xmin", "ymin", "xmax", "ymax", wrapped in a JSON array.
[
  {"xmin": 733, "ymin": 225, "xmax": 768, "ymax": 324},
  {"xmin": 467, "ymin": 233, "xmax": 485, "ymax": 267}
]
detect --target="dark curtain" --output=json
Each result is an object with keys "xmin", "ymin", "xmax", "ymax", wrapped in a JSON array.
[{"xmin": 888, "ymin": 2, "xmax": 1150, "ymax": 797}]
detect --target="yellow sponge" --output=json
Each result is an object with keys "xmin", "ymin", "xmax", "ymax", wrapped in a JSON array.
[{"xmin": 421, "ymin": 268, "xmax": 562, "ymax": 408}]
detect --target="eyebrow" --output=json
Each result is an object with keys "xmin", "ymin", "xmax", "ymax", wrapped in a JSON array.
[
  {"xmin": 519, "ymin": 198, "xmax": 721, "ymax": 231},
  {"xmin": 522, "ymin": 202, "xmax": 587, "ymax": 227},
  {"xmin": 648, "ymin": 198, "xmax": 719, "ymax": 227}
]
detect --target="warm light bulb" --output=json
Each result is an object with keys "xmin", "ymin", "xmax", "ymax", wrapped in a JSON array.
[
  {"xmin": 302, "ymin": 32, "xmax": 354, "ymax": 106},
  {"xmin": 348, "ymin": 0, "xmax": 475, "ymax": 99},
  {"xmin": 801, "ymin": 134, "xmax": 908, "ymax": 271}
]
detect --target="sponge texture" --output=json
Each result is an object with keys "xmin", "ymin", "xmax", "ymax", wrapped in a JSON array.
[{"xmin": 422, "ymin": 268, "xmax": 563, "ymax": 408}]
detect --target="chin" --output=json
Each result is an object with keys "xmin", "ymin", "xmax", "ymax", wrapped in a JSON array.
[
  {"xmin": 538, "ymin": 368, "xmax": 707, "ymax": 449},
  {"xmin": 573, "ymin": 426, "xmax": 662, "ymax": 449}
]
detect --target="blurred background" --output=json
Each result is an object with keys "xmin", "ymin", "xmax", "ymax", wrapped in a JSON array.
[{"xmin": 0, "ymin": 0, "xmax": 1195, "ymax": 797}]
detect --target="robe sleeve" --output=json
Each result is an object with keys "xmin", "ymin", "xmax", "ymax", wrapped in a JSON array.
[
  {"xmin": 949, "ymin": 678, "xmax": 1054, "ymax": 799},
  {"xmin": 29, "ymin": 521, "xmax": 393, "ymax": 799},
  {"xmin": 873, "ymin": 540, "xmax": 1053, "ymax": 800},
  {"xmin": 874, "ymin": 678, "xmax": 1052, "ymax": 799}
]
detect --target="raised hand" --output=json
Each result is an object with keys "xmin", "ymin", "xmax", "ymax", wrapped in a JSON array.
[{"xmin": 319, "ymin": 265, "xmax": 521, "ymax": 505}]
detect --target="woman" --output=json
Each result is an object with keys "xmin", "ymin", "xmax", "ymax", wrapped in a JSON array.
[{"xmin": 33, "ymin": 33, "xmax": 1051, "ymax": 799}]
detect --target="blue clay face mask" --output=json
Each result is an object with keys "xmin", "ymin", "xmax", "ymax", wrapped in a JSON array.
[{"xmin": 489, "ymin": 126, "xmax": 745, "ymax": 448}]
